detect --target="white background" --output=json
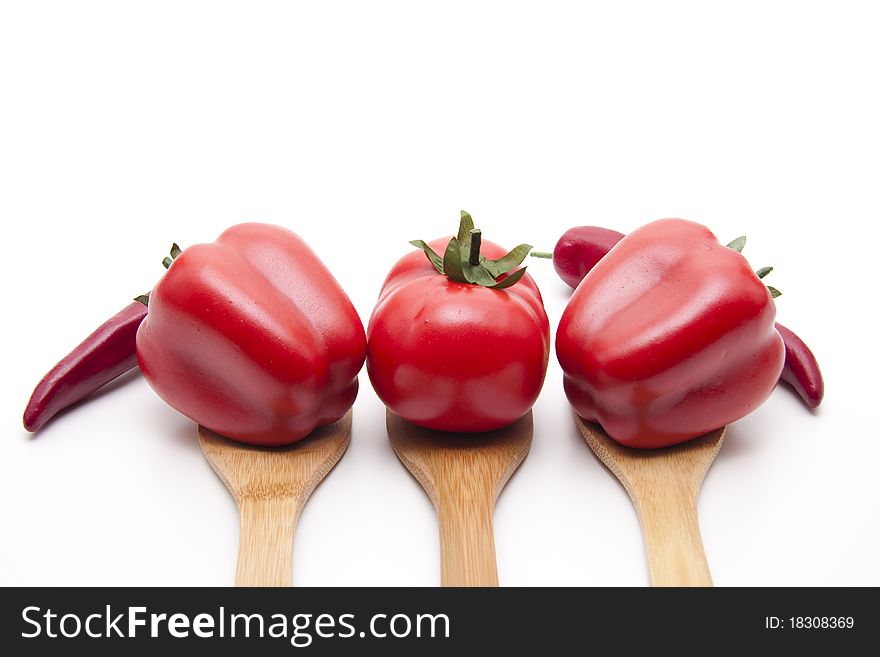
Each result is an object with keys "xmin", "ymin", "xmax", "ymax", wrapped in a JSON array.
[{"xmin": 1, "ymin": 1, "xmax": 878, "ymax": 586}]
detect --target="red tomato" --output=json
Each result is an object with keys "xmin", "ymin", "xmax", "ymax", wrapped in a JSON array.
[
  {"xmin": 136, "ymin": 223, "xmax": 366, "ymax": 446},
  {"xmin": 367, "ymin": 235, "xmax": 550, "ymax": 433},
  {"xmin": 557, "ymin": 219, "xmax": 784, "ymax": 448}
]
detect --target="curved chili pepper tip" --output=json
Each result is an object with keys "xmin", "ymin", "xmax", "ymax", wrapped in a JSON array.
[
  {"xmin": 775, "ymin": 322, "xmax": 824, "ymax": 410},
  {"xmin": 23, "ymin": 300, "xmax": 147, "ymax": 432}
]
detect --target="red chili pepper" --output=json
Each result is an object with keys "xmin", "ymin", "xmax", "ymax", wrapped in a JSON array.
[
  {"xmin": 557, "ymin": 219, "xmax": 785, "ymax": 448},
  {"xmin": 775, "ymin": 323, "xmax": 824, "ymax": 409},
  {"xmin": 551, "ymin": 226, "xmax": 624, "ymax": 288},
  {"xmin": 136, "ymin": 223, "xmax": 366, "ymax": 446},
  {"xmin": 23, "ymin": 300, "xmax": 147, "ymax": 432},
  {"xmin": 367, "ymin": 211, "xmax": 550, "ymax": 432}
]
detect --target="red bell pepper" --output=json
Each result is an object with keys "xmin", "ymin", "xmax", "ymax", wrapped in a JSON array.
[
  {"xmin": 136, "ymin": 223, "xmax": 366, "ymax": 446},
  {"xmin": 557, "ymin": 218, "xmax": 785, "ymax": 448},
  {"xmin": 367, "ymin": 212, "xmax": 550, "ymax": 433}
]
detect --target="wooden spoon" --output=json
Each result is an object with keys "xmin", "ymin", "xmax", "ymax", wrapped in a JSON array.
[
  {"xmin": 575, "ymin": 415, "xmax": 725, "ymax": 587},
  {"xmin": 387, "ymin": 410, "xmax": 532, "ymax": 587},
  {"xmin": 198, "ymin": 410, "xmax": 352, "ymax": 587}
]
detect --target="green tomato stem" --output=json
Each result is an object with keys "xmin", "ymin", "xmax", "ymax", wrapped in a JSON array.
[{"xmin": 469, "ymin": 229, "xmax": 482, "ymax": 266}]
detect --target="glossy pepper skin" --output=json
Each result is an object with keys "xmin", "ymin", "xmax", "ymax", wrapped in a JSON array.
[
  {"xmin": 553, "ymin": 226, "xmax": 624, "ymax": 289},
  {"xmin": 775, "ymin": 322, "xmax": 824, "ymax": 409},
  {"xmin": 136, "ymin": 223, "xmax": 366, "ymax": 446},
  {"xmin": 557, "ymin": 219, "xmax": 785, "ymax": 448},
  {"xmin": 367, "ymin": 237, "xmax": 550, "ymax": 433},
  {"xmin": 24, "ymin": 299, "xmax": 147, "ymax": 432}
]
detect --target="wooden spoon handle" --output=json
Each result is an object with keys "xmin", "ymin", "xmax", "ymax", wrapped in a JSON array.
[
  {"xmin": 635, "ymin": 489, "xmax": 711, "ymax": 587},
  {"xmin": 436, "ymin": 488, "xmax": 498, "ymax": 587},
  {"xmin": 235, "ymin": 497, "xmax": 299, "ymax": 587}
]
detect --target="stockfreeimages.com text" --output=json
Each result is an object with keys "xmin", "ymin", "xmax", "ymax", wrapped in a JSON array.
[{"xmin": 22, "ymin": 605, "xmax": 450, "ymax": 647}]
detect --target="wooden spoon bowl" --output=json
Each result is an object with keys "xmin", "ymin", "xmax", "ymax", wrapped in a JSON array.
[
  {"xmin": 387, "ymin": 410, "xmax": 533, "ymax": 587},
  {"xmin": 575, "ymin": 415, "xmax": 725, "ymax": 587},
  {"xmin": 198, "ymin": 410, "xmax": 352, "ymax": 586}
]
